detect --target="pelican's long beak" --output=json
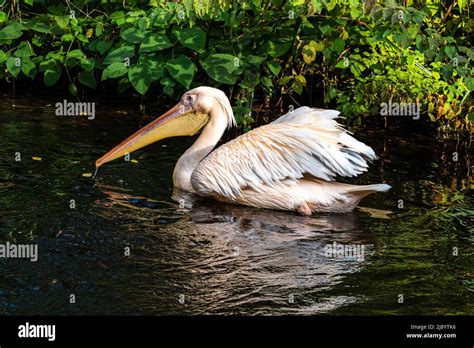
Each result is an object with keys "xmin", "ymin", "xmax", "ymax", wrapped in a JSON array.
[{"xmin": 95, "ymin": 102, "xmax": 209, "ymax": 168}]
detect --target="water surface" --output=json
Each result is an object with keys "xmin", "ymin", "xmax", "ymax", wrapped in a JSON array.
[{"xmin": 0, "ymin": 95, "xmax": 472, "ymax": 315}]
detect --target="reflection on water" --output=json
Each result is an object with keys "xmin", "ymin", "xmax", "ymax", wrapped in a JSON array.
[{"xmin": 0, "ymin": 96, "xmax": 472, "ymax": 315}]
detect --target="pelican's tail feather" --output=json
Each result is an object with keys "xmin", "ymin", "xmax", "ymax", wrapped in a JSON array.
[{"xmin": 347, "ymin": 183, "xmax": 392, "ymax": 195}]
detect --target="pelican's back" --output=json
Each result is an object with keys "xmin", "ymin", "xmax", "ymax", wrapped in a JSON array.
[{"xmin": 190, "ymin": 107, "xmax": 390, "ymax": 214}]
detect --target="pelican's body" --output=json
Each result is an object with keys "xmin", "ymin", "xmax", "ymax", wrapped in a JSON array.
[{"xmin": 96, "ymin": 87, "xmax": 390, "ymax": 215}]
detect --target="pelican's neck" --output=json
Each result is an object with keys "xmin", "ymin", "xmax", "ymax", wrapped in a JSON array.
[{"xmin": 173, "ymin": 113, "xmax": 227, "ymax": 192}]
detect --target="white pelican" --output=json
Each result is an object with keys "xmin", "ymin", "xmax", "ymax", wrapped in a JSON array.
[{"xmin": 96, "ymin": 86, "xmax": 390, "ymax": 215}]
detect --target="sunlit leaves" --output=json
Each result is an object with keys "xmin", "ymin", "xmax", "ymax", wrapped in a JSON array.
[
  {"xmin": 103, "ymin": 46, "xmax": 135, "ymax": 64},
  {"xmin": 0, "ymin": 11, "xmax": 7, "ymax": 23},
  {"xmin": 166, "ymin": 55, "xmax": 195, "ymax": 89},
  {"xmin": 121, "ymin": 28, "xmax": 147, "ymax": 43},
  {"xmin": 200, "ymin": 54, "xmax": 241, "ymax": 84},
  {"xmin": 139, "ymin": 34, "xmax": 173, "ymax": 52},
  {"xmin": 0, "ymin": 0, "xmax": 470, "ymax": 130},
  {"xmin": 129, "ymin": 64, "xmax": 152, "ymax": 95},
  {"xmin": 176, "ymin": 26, "xmax": 206, "ymax": 52}
]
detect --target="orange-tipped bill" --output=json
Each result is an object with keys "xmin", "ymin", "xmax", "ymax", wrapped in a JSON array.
[{"xmin": 95, "ymin": 103, "xmax": 209, "ymax": 168}]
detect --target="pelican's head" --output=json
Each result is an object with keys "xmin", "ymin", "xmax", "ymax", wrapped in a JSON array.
[{"xmin": 95, "ymin": 86, "xmax": 236, "ymax": 168}]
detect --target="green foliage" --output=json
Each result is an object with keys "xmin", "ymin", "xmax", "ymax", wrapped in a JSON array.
[{"xmin": 0, "ymin": 0, "xmax": 472, "ymax": 129}]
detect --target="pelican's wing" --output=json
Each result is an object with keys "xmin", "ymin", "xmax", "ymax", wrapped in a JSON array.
[{"xmin": 191, "ymin": 107, "xmax": 377, "ymax": 198}]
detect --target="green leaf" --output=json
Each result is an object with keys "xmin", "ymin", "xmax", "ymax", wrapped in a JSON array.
[
  {"xmin": 96, "ymin": 23, "xmax": 104, "ymax": 37},
  {"xmin": 15, "ymin": 41, "xmax": 34, "ymax": 57},
  {"xmin": 137, "ymin": 18, "xmax": 147, "ymax": 31},
  {"xmin": 166, "ymin": 55, "xmax": 195, "ymax": 89},
  {"xmin": 291, "ymin": 75, "xmax": 306, "ymax": 94},
  {"xmin": 54, "ymin": 16, "xmax": 70, "ymax": 29},
  {"xmin": 110, "ymin": 11, "xmax": 126, "ymax": 25},
  {"xmin": 21, "ymin": 59, "xmax": 36, "ymax": 79},
  {"xmin": 0, "ymin": 50, "xmax": 6, "ymax": 63},
  {"xmin": 80, "ymin": 57, "xmax": 95, "ymax": 72},
  {"xmin": 176, "ymin": 26, "xmax": 206, "ymax": 52},
  {"xmin": 69, "ymin": 83, "xmax": 78, "ymax": 96},
  {"xmin": 139, "ymin": 34, "xmax": 173, "ymax": 52},
  {"xmin": 335, "ymin": 59, "xmax": 349, "ymax": 68},
  {"xmin": 78, "ymin": 71, "xmax": 97, "ymax": 89},
  {"xmin": 280, "ymin": 76, "xmax": 292, "ymax": 85},
  {"xmin": 393, "ymin": 33, "xmax": 409, "ymax": 48},
  {"xmin": 44, "ymin": 69, "xmax": 62, "ymax": 86},
  {"xmin": 139, "ymin": 54, "xmax": 164, "ymax": 82},
  {"xmin": 302, "ymin": 43, "xmax": 316, "ymax": 64},
  {"xmin": 444, "ymin": 46, "xmax": 457, "ymax": 59},
  {"xmin": 121, "ymin": 28, "xmax": 147, "ymax": 43},
  {"xmin": 266, "ymin": 40, "xmax": 292, "ymax": 57},
  {"xmin": 458, "ymin": 0, "xmax": 468, "ymax": 11},
  {"xmin": 261, "ymin": 76, "xmax": 273, "ymax": 91},
  {"xmin": 332, "ymin": 38, "xmax": 345, "ymax": 55},
  {"xmin": 6, "ymin": 57, "xmax": 21, "ymax": 78},
  {"xmin": 464, "ymin": 77, "xmax": 474, "ymax": 92},
  {"xmin": 319, "ymin": 24, "xmax": 333, "ymax": 36},
  {"xmin": 267, "ymin": 61, "xmax": 281, "ymax": 76},
  {"xmin": 442, "ymin": 64, "xmax": 454, "ymax": 81},
  {"xmin": 247, "ymin": 55, "xmax": 265, "ymax": 68},
  {"xmin": 97, "ymin": 41, "xmax": 113, "ymax": 55},
  {"xmin": 101, "ymin": 62, "xmax": 128, "ymax": 80},
  {"xmin": 0, "ymin": 25, "xmax": 22, "ymax": 40},
  {"xmin": 61, "ymin": 33, "xmax": 74, "ymax": 42},
  {"xmin": 200, "ymin": 53, "xmax": 240, "ymax": 84},
  {"xmin": 118, "ymin": 78, "xmax": 132, "ymax": 94},
  {"xmin": 67, "ymin": 49, "xmax": 85, "ymax": 60},
  {"xmin": 160, "ymin": 76, "xmax": 175, "ymax": 96},
  {"xmin": 0, "ymin": 11, "xmax": 7, "ymax": 23},
  {"xmin": 128, "ymin": 64, "xmax": 152, "ymax": 95},
  {"xmin": 103, "ymin": 46, "xmax": 135, "ymax": 65},
  {"xmin": 31, "ymin": 22, "xmax": 51, "ymax": 34}
]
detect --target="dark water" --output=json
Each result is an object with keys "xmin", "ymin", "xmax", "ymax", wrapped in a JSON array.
[{"xmin": 0, "ymin": 96, "xmax": 472, "ymax": 315}]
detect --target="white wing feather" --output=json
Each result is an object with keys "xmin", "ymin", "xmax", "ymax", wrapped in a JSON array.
[{"xmin": 191, "ymin": 107, "xmax": 377, "ymax": 198}]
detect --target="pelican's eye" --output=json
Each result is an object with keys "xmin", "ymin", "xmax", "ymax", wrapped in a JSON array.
[{"xmin": 182, "ymin": 93, "xmax": 196, "ymax": 106}]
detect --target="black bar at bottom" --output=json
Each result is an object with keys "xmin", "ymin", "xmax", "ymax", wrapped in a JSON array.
[{"xmin": 0, "ymin": 315, "xmax": 472, "ymax": 345}]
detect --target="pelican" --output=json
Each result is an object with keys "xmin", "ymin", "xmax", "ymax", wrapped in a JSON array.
[{"xmin": 96, "ymin": 86, "xmax": 390, "ymax": 215}]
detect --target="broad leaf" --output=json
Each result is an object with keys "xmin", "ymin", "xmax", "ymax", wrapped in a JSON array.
[
  {"xmin": 103, "ymin": 46, "xmax": 135, "ymax": 65},
  {"xmin": 166, "ymin": 55, "xmax": 195, "ymax": 89},
  {"xmin": 139, "ymin": 34, "xmax": 173, "ymax": 52},
  {"xmin": 0, "ymin": 25, "xmax": 22, "ymax": 40},
  {"xmin": 128, "ymin": 64, "xmax": 152, "ymax": 95},
  {"xmin": 101, "ymin": 62, "xmax": 128, "ymax": 80},
  {"xmin": 6, "ymin": 57, "xmax": 21, "ymax": 78},
  {"xmin": 200, "ymin": 54, "xmax": 241, "ymax": 84},
  {"xmin": 121, "ymin": 28, "xmax": 147, "ymax": 43},
  {"xmin": 266, "ymin": 39, "xmax": 292, "ymax": 57},
  {"xmin": 78, "ymin": 71, "xmax": 97, "ymax": 89},
  {"xmin": 21, "ymin": 59, "xmax": 36, "ymax": 79},
  {"xmin": 176, "ymin": 27, "xmax": 206, "ymax": 52},
  {"xmin": 44, "ymin": 69, "xmax": 61, "ymax": 86},
  {"xmin": 267, "ymin": 61, "xmax": 281, "ymax": 76}
]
